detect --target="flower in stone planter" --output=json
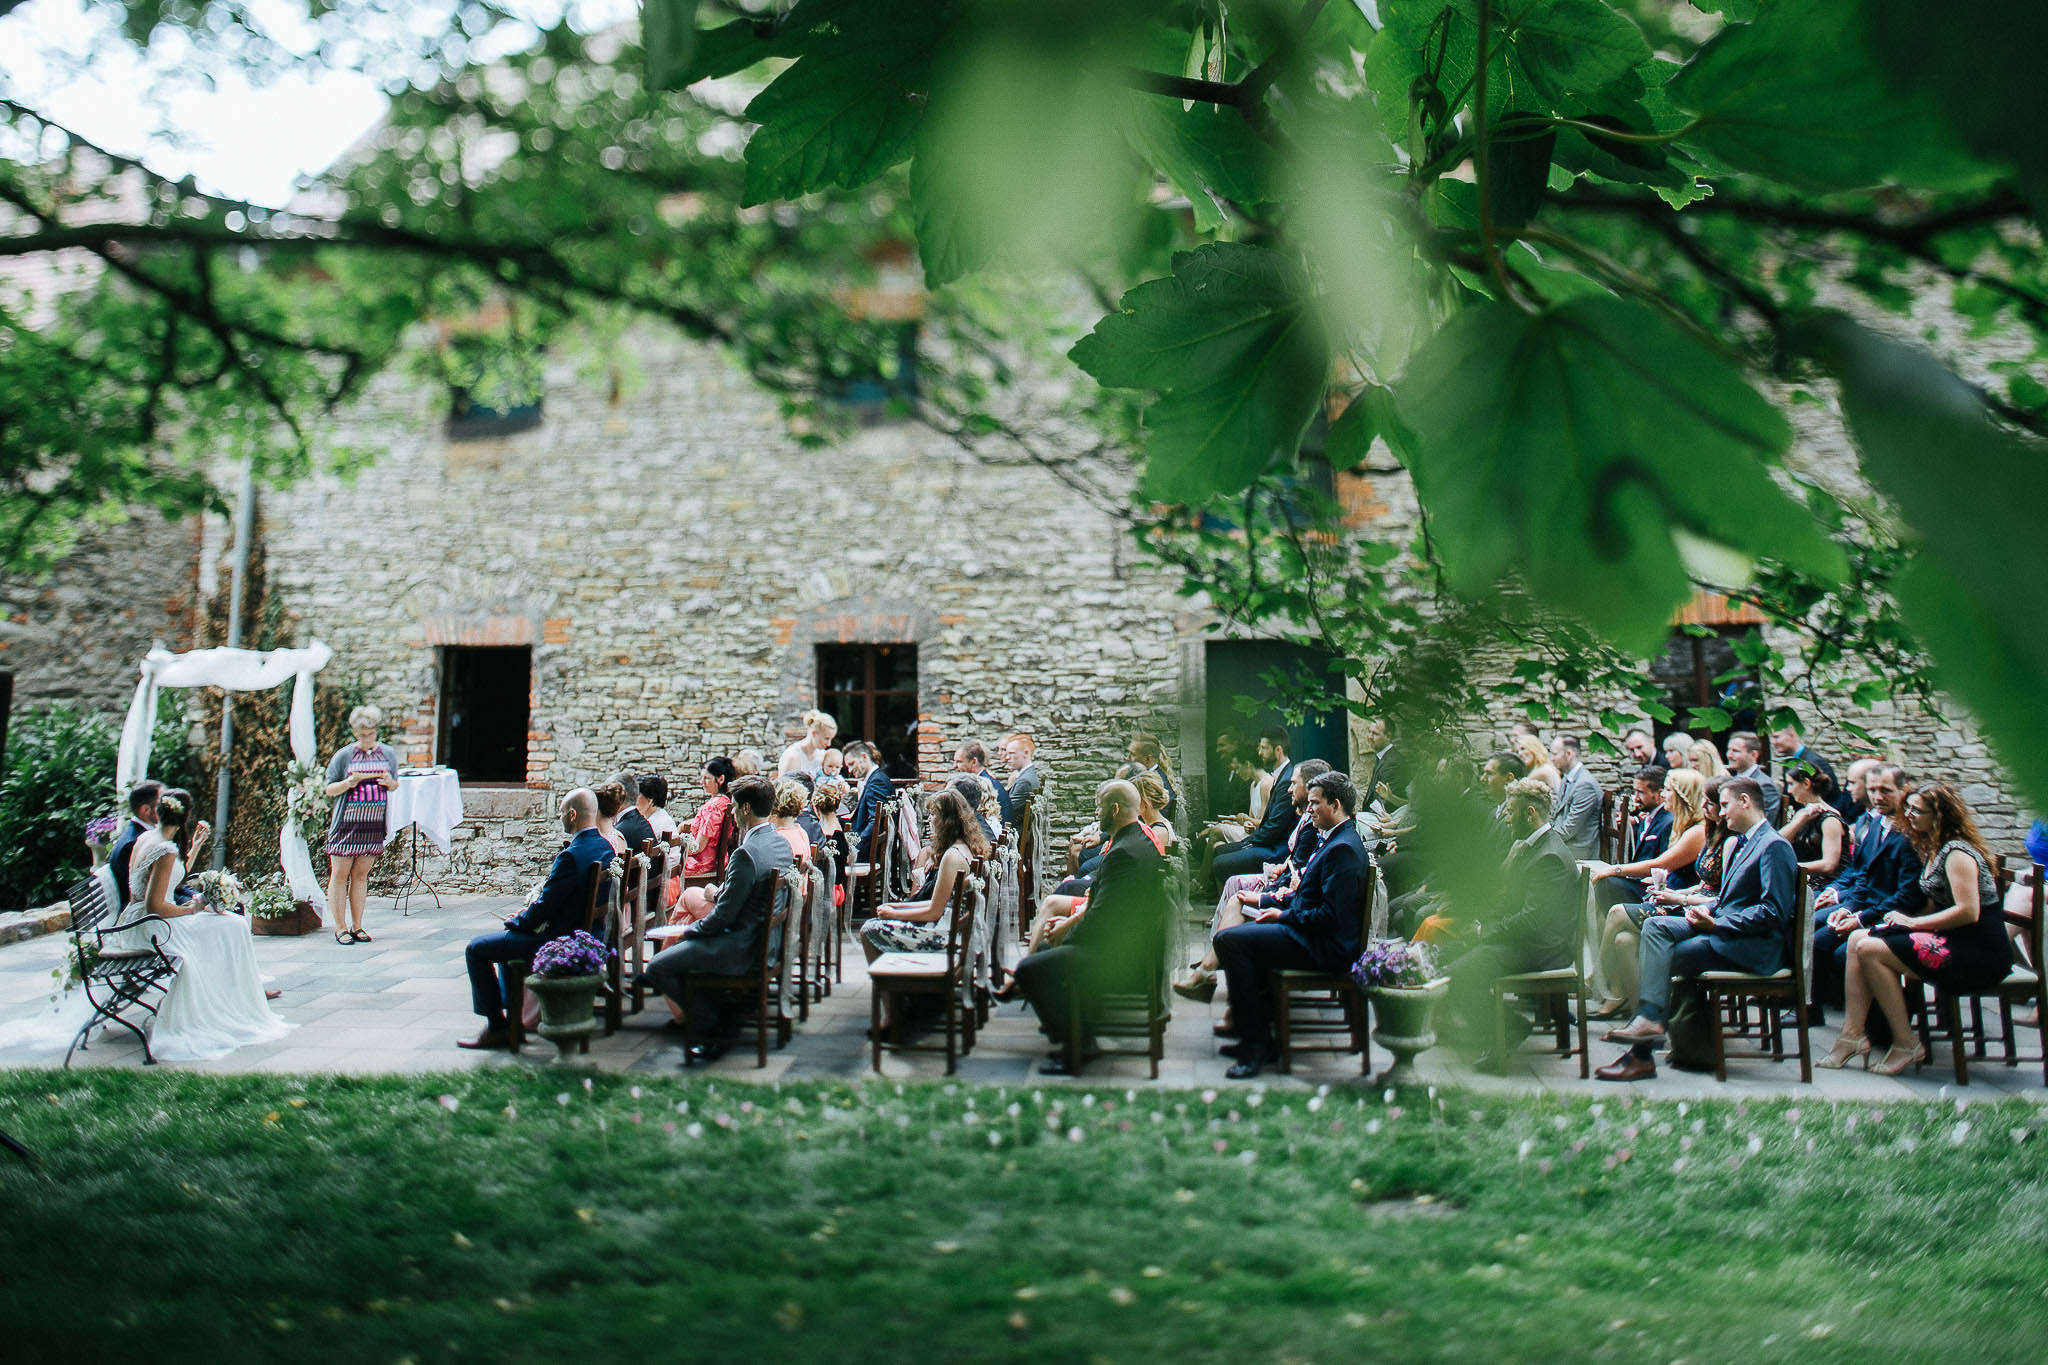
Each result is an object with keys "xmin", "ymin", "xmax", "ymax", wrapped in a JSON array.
[
  {"xmin": 531, "ymin": 929, "xmax": 612, "ymax": 979},
  {"xmin": 1349, "ymin": 938, "xmax": 1439, "ymax": 990}
]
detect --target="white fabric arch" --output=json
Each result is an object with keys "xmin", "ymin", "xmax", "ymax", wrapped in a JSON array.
[{"xmin": 116, "ymin": 640, "xmax": 333, "ymax": 911}]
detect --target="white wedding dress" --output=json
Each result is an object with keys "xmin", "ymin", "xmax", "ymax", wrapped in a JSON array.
[{"xmin": 124, "ymin": 839, "xmax": 292, "ymax": 1061}]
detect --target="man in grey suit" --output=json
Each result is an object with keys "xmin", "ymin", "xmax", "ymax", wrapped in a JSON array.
[
  {"xmin": 1724, "ymin": 730, "xmax": 1784, "ymax": 825},
  {"xmin": 1548, "ymin": 734, "xmax": 1603, "ymax": 861},
  {"xmin": 1596, "ymin": 777, "xmax": 1799, "ymax": 1080},
  {"xmin": 1000, "ymin": 733, "xmax": 1043, "ymax": 825},
  {"xmin": 645, "ymin": 775, "xmax": 792, "ymax": 1063}
]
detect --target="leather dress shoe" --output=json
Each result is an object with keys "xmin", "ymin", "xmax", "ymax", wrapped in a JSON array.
[
  {"xmin": 1039, "ymin": 1052, "xmax": 1078, "ymax": 1076},
  {"xmin": 1594, "ymin": 1053, "xmax": 1657, "ymax": 1082},
  {"xmin": 456, "ymin": 1028, "xmax": 511, "ymax": 1051},
  {"xmin": 683, "ymin": 1039, "xmax": 731, "ymax": 1065},
  {"xmin": 1603, "ymin": 1022, "xmax": 1665, "ymax": 1045},
  {"xmin": 1225, "ymin": 1050, "xmax": 1269, "ymax": 1080}
]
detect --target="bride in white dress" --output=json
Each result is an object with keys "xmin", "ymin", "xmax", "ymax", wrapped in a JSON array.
[{"xmin": 123, "ymin": 791, "xmax": 291, "ymax": 1062}]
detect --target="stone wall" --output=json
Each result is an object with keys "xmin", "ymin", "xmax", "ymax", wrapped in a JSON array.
[
  {"xmin": 251, "ymin": 325, "xmax": 1198, "ymax": 892},
  {"xmin": 0, "ymin": 509, "xmax": 201, "ymax": 716}
]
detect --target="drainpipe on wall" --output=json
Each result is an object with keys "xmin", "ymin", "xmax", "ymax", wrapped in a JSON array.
[{"xmin": 212, "ymin": 462, "xmax": 256, "ymax": 869}]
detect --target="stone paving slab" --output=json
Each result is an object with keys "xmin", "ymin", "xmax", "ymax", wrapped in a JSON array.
[{"xmin": 1, "ymin": 893, "xmax": 2042, "ymax": 1102}]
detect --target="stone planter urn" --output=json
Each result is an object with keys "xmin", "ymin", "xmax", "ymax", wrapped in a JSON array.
[
  {"xmin": 1368, "ymin": 977, "xmax": 1450, "ymax": 1088},
  {"xmin": 525, "ymin": 973, "xmax": 600, "ymax": 1064},
  {"xmin": 250, "ymin": 900, "xmax": 323, "ymax": 937}
]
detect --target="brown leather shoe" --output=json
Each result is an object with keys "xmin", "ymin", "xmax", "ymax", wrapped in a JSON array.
[
  {"xmin": 457, "ymin": 1028, "xmax": 511, "ymax": 1051},
  {"xmin": 1603, "ymin": 1021, "xmax": 1666, "ymax": 1045},
  {"xmin": 1594, "ymin": 1053, "xmax": 1656, "ymax": 1082}
]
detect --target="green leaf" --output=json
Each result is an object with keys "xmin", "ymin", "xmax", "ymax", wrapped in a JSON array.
[
  {"xmin": 641, "ymin": 0, "xmax": 700, "ymax": 92},
  {"xmin": 1124, "ymin": 100, "xmax": 1275, "ymax": 233},
  {"xmin": 1492, "ymin": 0, "xmax": 1653, "ymax": 109},
  {"xmin": 1687, "ymin": 705, "xmax": 1735, "ymax": 731},
  {"xmin": 1485, "ymin": 115, "xmax": 1556, "ymax": 230},
  {"xmin": 1070, "ymin": 243, "xmax": 1330, "ymax": 505},
  {"xmin": 1392, "ymin": 295, "xmax": 1845, "ymax": 652},
  {"xmin": 1324, "ymin": 392, "xmax": 1379, "ymax": 471},
  {"xmin": 1861, "ymin": 1, "xmax": 2048, "ymax": 216},
  {"xmin": 741, "ymin": 0, "xmax": 955, "ymax": 205},
  {"xmin": 1666, "ymin": 0, "xmax": 1994, "ymax": 194},
  {"xmin": 1798, "ymin": 314, "xmax": 2048, "ymax": 808}
]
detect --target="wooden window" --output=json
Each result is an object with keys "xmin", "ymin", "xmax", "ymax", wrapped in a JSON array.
[
  {"xmin": 817, "ymin": 643, "xmax": 919, "ymax": 779},
  {"xmin": 1647, "ymin": 626, "xmax": 1762, "ymax": 748},
  {"xmin": 437, "ymin": 645, "xmax": 531, "ymax": 784}
]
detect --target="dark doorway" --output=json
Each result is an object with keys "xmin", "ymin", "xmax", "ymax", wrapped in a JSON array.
[
  {"xmin": 818, "ymin": 643, "xmax": 919, "ymax": 779},
  {"xmin": 1204, "ymin": 640, "xmax": 1348, "ymax": 777},
  {"xmin": 1647, "ymin": 626, "xmax": 1762, "ymax": 749},
  {"xmin": 437, "ymin": 646, "xmax": 531, "ymax": 783}
]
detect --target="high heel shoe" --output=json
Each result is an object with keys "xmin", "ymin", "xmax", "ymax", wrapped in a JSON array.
[
  {"xmin": 1815, "ymin": 1034, "xmax": 1871, "ymax": 1070},
  {"xmin": 1588, "ymin": 998, "xmax": 1629, "ymax": 1021},
  {"xmin": 1170, "ymin": 969, "xmax": 1217, "ymax": 1004},
  {"xmin": 1870, "ymin": 1041, "xmax": 1928, "ymax": 1076}
]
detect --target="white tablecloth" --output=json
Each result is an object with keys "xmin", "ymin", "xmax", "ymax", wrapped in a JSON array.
[{"xmin": 385, "ymin": 769, "xmax": 465, "ymax": 853}]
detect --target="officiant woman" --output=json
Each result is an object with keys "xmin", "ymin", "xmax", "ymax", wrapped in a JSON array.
[{"xmin": 324, "ymin": 705, "xmax": 400, "ymax": 945}]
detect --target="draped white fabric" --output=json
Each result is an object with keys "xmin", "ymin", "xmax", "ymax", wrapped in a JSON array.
[{"xmin": 114, "ymin": 641, "xmax": 334, "ymax": 911}]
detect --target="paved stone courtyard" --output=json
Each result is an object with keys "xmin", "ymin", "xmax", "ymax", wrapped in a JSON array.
[{"xmin": 2, "ymin": 894, "xmax": 2043, "ymax": 1101}]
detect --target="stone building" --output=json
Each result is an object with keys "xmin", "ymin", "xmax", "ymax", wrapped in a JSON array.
[{"xmin": 4, "ymin": 268, "xmax": 2039, "ymax": 894}]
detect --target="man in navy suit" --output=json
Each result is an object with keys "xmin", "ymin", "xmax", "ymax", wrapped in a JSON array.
[
  {"xmin": 1208, "ymin": 726, "xmax": 1296, "ymax": 888},
  {"xmin": 1597, "ymin": 777, "xmax": 1799, "ymax": 1080},
  {"xmin": 1808, "ymin": 764, "xmax": 1923, "ymax": 1017},
  {"xmin": 108, "ymin": 780, "xmax": 162, "ymax": 912},
  {"xmin": 1595, "ymin": 766, "xmax": 1673, "ymax": 911},
  {"xmin": 846, "ymin": 741, "xmax": 895, "ymax": 861},
  {"xmin": 1213, "ymin": 771, "xmax": 1370, "ymax": 1080},
  {"xmin": 954, "ymin": 739, "xmax": 1012, "ymax": 827},
  {"xmin": 459, "ymin": 788, "xmax": 615, "ymax": 1051}
]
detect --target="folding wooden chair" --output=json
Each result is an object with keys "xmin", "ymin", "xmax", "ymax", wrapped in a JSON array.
[
  {"xmin": 1697, "ymin": 872, "xmax": 1813, "ymax": 1083},
  {"xmin": 1273, "ymin": 860, "xmax": 1380, "ymax": 1075},
  {"xmin": 870, "ymin": 865, "xmax": 980, "ymax": 1075}
]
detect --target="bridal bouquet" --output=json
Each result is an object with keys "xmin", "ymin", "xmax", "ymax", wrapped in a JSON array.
[
  {"xmin": 195, "ymin": 869, "xmax": 249, "ymax": 915},
  {"xmin": 284, "ymin": 759, "xmax": 328, "ymax": 830},
  {"xmin": 1350, "ymin": 938, "xmax": 1440, "ymax": 991}
]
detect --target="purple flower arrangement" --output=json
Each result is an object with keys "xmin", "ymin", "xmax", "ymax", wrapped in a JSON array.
[
  {"xmin": 84, "ymin": 813, "xmax": 121, "ymax": 847},
  {"xmin": 530, "ymin": 929, "xmax": 612, "ymax": 979},
  {"xmin": 1350, "ymin": 938, "xmax": 1440, "ymax": 991}
]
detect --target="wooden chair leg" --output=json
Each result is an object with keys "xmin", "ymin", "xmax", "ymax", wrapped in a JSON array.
[
  {"xmin": 871, "ymin": 987, "xmax": 883, "ymax": 1073},
  {"xmin": 506, "ymin": 971, "xmax": 526, "ymax": 1051},
  {"xmin": 1970, "ymin": 996, "xmax": 1987, "ymax": 1058},
  {"xmin": 1708, "ymin": 989, "xmax": 1727, "ymax": 1083},
  {"xmin": 1794, "ymin": 992, "xmax": 1813, "ymax": 1083},
  {"xmin": 1274, "ymin": 976, "xmax": 1293, "ymax": 1075},
  {"xmin": 1945, "ymin": 994, "xmax": 1969, "ymax": 1085}
]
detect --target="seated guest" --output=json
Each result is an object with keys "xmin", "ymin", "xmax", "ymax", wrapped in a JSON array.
[
  {"xmin": 1362, "ymin": 716, "xmax": 1406, "ymax": 808},
  {"xmin": 1822, "ymin": 782, "xmax": 2010, "ymax": 1074},
  {"xmin": 1723, "ymin": 730, "xmax": 1783, "ymax": 825},
  {"xmin": 1622, "ymin": 727, "xmax": 1665, "ymax": 771},
  {"xmin": 1012, "ymin": 779, "xmax": 1169, "ymax": 1076},
  {"xmin": 999, "ymin": 733, "xmax": 1044, "ymax": 824},
  {"xmin": 1781, "ymin": 765, "xmax": 1848, "ymax": 880},
  {"xmin": 1686, "ymin": 737, "xmax": 1726, "ymax": 777},
  {"xmin": 733, "ymin": 747, "xmax": 765, "ymax": 776},
  {"xmin": 611, "ymin": 773, "xmax": 657, "ymax": 853},
  {"xmin": 1205, "ymin": 730, "xmax": 1251, "ymax": 826},
  {"xmin": 1128, "ymin": 732, "xmax": 1180, "ymax": 822},
  {"xmin": 636, "ymin": 774, "xmax": 677, "ymax": 841},
  {"xmin": 109, "ymin": 780, "xmax": 163, "ymax": 913},
  {"xmin": 1770, "ymin": 714, "xmax": 1841, "ymax": 811},
  {"xmin": 1548, "ymin": 735, "xmax": 1603, "ymax": 861},
  {"xmin": 858, "ymin": 789, "xmax": 988, "ymax": 960},
  {"xmin": 1197, "ymin": 748, "xmax": 1274, "ymax": 852},
  {"xmin": 1810, "ymin": 764, "xmax": 1920, "ymax": 1021},
  {"xmin": 672, "ymin": 757, "xmax": 739, "ymax": 925},
  {"xmin": 845, "ymin": 742, "xmax": 894, "ymax": 862},
  {"xmin": 1588, "ymin": 769, "xmax": 1713, "ymax": 1019},
  {"xmin": 1034, "ymin": 771, "xmax": 1184, "ymax": 952},
  {"xmin": 594, "ymin": 780, "xmax": 632, "ymax": 854},
  {"xmin": 1171, "ymin": 760, "xmax": 1330, "ymax": 1000},
  {"xmin": 1481, "ymin": 750, "xmax": 1529, "ymax": 818},
  {"xmin": 771, "ymin": 778, "xmax": 814, "ymax": 865},
  {"xmin": 948, "ymin": 772, "xmax": 1001, "ymax": 844},
  {"xmin": 1596, "ymin": 764, "xmax": 1673, "ymax": 906},
  {"xmin": 1838, "ymin": 756, "xmax": 1879, "ymax": 822},
  {"xmin": 1207, "ymin": 725, "xmax": 1297, "ymax": 887},
  {"xmin": 645, "ymin": 777, "xmax": 791, "ymax": 1063},
  {"xmin": 953, "ymin": 740, "xmax": 1012, "ymax": 827},
  {"xmin": 1512, "ymin": 732, "xmax": 1559, "ymax": 792},
  {"xmin": 1441, "ymin": 778, "xmax": 1581, "ymax": 1065},
  {"xmin": 819, "ymin": 747, "xmax": 845, "ymax": 782},
  {"xmin": 460, "ymin": 789, "xmax": 612, "ymax": 1050},
  {"xmin": 2007, "ymin": 818, "xmax": 2048, "ymax": 1026},
  {"xmin": 1212, "ymin": 771, "xmax": 1370, "ymax": 1080},
  {"xmin": 1596, "ymin": 778, "xmax": 1797, "ymax": 1081},
  {"xmin": 1660, "ymin": 731, "xmax": 1693, "ymax": 772},
  {"xmin": 779, "ymin": 709, "xmax": 837, "ymax": 777}
]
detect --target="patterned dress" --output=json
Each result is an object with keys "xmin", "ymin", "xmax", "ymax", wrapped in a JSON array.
[
  {"xmin": 326, "ymin": 745, "xmax": 393, "ymax": 858},
  {"xmin": 1872, "ymin": 838, "xmax": 2010, "ymax": 992}
]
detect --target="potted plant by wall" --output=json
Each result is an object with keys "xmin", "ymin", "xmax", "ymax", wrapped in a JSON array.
[
  {"xmin": 248, "ymin": 873, "xmax": 322, "ymax": 937},
  {"xmin": 1351, "ymin": 939, "xmax": 1449, "ymax": 1088},
  {"xmin": 526, "ymin": 930, "xmax": 611, "ymax": 1064}
]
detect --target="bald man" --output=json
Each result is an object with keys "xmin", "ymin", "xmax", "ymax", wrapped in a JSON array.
[{"xmin": 460, "ymin": 788, "xmax": 614, "ymax": 1050}]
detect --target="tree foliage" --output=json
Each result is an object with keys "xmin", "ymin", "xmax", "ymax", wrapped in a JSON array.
[{"xmin": 3, "ymin": 0, "xmax": 2047, "ymax": 800}]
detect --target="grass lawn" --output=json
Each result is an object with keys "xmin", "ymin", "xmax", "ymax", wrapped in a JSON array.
[{"xmin": 3, "ymin": 1070, "xmax": 2047, "ymax": 1362}]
